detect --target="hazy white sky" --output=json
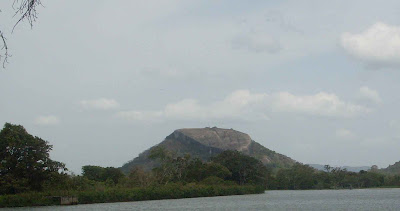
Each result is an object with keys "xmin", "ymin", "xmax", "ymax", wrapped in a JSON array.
[{"xmin": 1, "ymin": 0, "xmax": 400, "ymax": 173}]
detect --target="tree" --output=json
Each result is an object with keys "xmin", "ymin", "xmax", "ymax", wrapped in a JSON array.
[
  {"xmin": 127, "ymin": 166, "xmax": 154, "ymax": 187},
  {"xmin": 82, "ymin": 165, "xmax": 105, "ymax": 181},
  {"xmin": 211, "ymin": 150, "xmax": 270, "ymax": 186},
  {"xmin": 202, "ymin": 162, "xmax": 231, "ymax": 180},
  {"xmin": 276, "ymin": 163, "xmax": 317, "ymax": 190},
  {"xmin": 0, "ymin": 123, "xmax": 66, "ymax": 194},
  {"xmin": 103, "ymin": 167, "xmax": 125, "ymax": 184},
  {"xmin": 184, "ymin": 158, "xmax": 231, "ymax": 183},
  {"xmin": 148, "ymin": 146, "xmax": 233, "ymax": 184},
  {"xmin": 1, "ymin": 0, "xmax": 42, "ymax": 67},
  {"xmin": 330, "ymin": 167, "xmax": 348, "ymax": 188},
  {"xmin": 148, "ymin": 146, "xmax": 175, "ymax": 184},
  {"xmin": 82, "ymin": 165, "xmax": 124, "ymax": 184}
]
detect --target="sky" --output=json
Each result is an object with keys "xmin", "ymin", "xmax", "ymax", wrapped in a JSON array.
[{"xmin": 1, "ymin": 0, "xmax": 400, "ymax": 174}]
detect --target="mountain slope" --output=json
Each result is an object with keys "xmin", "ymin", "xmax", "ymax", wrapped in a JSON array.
[
  {"xmin": 380, "ymin": 161, "xmax": 400, "ymax": 175},
  {"xmin": 121, "ymin": 127, "xmax": 296, "ymax": 173}
]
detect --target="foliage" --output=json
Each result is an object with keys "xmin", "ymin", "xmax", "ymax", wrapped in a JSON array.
[
  {"xmin": 0, "ymin": 184, "xmax": 264, "ymax": 207},
  {"xmin": 123, "ymin": 166, "xmax": 154, "ymax": 188},
  {"xmin": 276, "ymin": 163, "xmax": 317, "ymax": 189},
  {"xmin": 76, "ymin": 184, "xmax": 264, "ymax": 205},
  {"xmin": 211, "ymin": 150, "xmax": 271, "ymax": 186},
  {"xmin": 0, "ymin": 192, "xmax": 54, "ymax": 208},
  {"xmin": 148, "ymin": 146, "xmax": 178, "ymax": 184},
  {"xmin": 184, "ymin": 158, "xmax": 232, "ymax": 182},
  {"xmin": 82, "ymin": 165, "xmax": 124, "ymax": 184},
  {"xmin": 146, "ymin": 148, "xmax": 271, "ymax": 187},
  {"xmin": 274, "ymin": 164, "xmax": 396, "ymax": 190},
  {"xmin": 0, "ymin": 123, "xmax": 66, "ymax": 194}
]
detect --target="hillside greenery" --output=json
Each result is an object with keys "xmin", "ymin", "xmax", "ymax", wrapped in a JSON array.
[
  {"xmin": 121, "ymin": 128, "xmax": 296, "ymax": 174},
  {"xmin": 380, "ymin": 161, "xmax": 400, "ymax": 175}
]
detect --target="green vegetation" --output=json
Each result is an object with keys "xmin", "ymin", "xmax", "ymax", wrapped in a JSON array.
[
  {"xmin": 121, "ymin": 128, "xmax": 296, "ymax": 174},
  {"xmin": 77, "ymin": 184, "xmax": 264, "ymax": 204},
  {"xmin": 211, "ymin": 150, "xmax": 271, "ymax": 186},
  {"xmin": 272, "ymin": 164, "xmax": 400, "ymax": 190},
  {"xmin": 0, "ymin": 192, "xmax": 54, "ymax": 207},
  {"xmin": 0, "ymin": 185, "xmax": 264, "ymax": 207},
  {"xmin": 82, "ymin": 165, "xmax": 124, "ymax": 184},
  {"xmin": 143, "ymin": 146, "xmax": 273, "ymax": 187},
  {"xmin": 0, "ymin": 123, "xmax": 67, "ymax": 195}
]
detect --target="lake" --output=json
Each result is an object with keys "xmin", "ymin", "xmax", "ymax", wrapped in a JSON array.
[{"xmin": 5, "ymin": 188, "xmax": 400, "ymax": 210}]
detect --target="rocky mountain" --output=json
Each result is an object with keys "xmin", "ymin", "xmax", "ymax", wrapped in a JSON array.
[{"xmin": 121, "ymin": 127, "xmax": 296, "ymax": 173}]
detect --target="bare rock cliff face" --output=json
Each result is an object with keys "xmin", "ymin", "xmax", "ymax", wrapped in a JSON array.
[
  {"xmin": 176, "ymin": 127, "xmax": 252, "ymax": 152},
  {"xmin": 120, "ymin": 127, "xmax": 296, "ymax": 173}
]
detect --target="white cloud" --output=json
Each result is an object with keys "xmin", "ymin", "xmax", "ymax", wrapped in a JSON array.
[
  {"xmin": 270, "ymin": 92, "xmax": 370, "ymax": 118},
  {"xmin": 80, "ymin": 98, "xmax": 120, "ymax": 110},
  {"xmin": 116, "ymin": 90, "xmax": 370, "ymax": 122},
  {"xmin": 359, "ymin": 86, "xmax": 382, "ymax": 104},
  {"xmin": 232, "ymin": 33, "xmax": 281, "ymax": 53},
  {"xmin": 34, "ymin": 115, "xmax": 60, "ymax": 126},
  {"xmin": 341, "ymin": 22, "xmax": 400, "ymax": 69},
  {"xmin": 336, "ymin": 128, "xmax": 356, "ymax": 140},
  {"xmin": 116, "ymin": 90, "xmax": 269, "ymax": 122}
]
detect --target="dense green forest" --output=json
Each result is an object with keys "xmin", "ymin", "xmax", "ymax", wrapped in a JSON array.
[{"xmin": 0, "ymin": 123, "xmax": 399, "ymax": 207}]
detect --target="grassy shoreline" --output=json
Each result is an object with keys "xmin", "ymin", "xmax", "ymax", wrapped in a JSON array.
[{"xmin": 0, "ymin": 184, "xmax": 264, "ymax": 208}]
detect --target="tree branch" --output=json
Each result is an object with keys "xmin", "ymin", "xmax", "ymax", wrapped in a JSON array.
[
  {"xmin": 12, "ymin": 0, "xmax": 42, "ymax": 31},
  {"xmin": 0, "ymin": 0, "xmax": 42, "ymax": 68},
  {"xmin": 0, "ymin": 30, "xmax": 10, "ymax": 68}
]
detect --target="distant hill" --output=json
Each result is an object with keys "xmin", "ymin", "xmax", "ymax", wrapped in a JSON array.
[
  {"xmin": 308, "ymin": 164, "xmax": 371, "ymax": 173},
  {"xmin": 380, "ymin": 161, "xmax": 400, "ymax": 175},
  {"xmin": 121, "ymin": 127, "xmax": 296, "ymax": 174}
]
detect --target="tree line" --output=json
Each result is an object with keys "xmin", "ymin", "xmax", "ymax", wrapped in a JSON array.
[{"xmin": 273, "ymin": 163, "xmax": 400, "ymax": 190}]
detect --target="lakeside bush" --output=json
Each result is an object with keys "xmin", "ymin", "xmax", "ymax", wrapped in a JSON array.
[
  {"xmin": 0, "ymin": 184, "xmax": 264, "ymax": 207},
  {"xmin": 0, "ymin": 193, "xmax": 54, "ymax": 207},
  {"xmin": 75, "ymin": 184, "xmax": 263, "ymax": 204},
  {"xmin": 274, "ymin": 164, "xmax": 400, "ymax": 190}
]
